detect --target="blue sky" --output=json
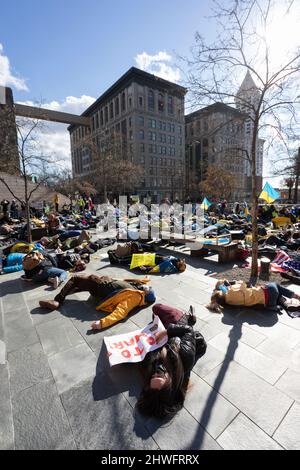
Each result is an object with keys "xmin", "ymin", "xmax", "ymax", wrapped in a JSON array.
[
  {"xmin": 1, "ymin": 0, "xmax": 299, "ymax": 187},
  {"xmin": 1, "ymin": 0, "xmax": 212, "ymax": 103}
]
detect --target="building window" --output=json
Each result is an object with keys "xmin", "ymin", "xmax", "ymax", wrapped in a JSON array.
[
  {"xmin": 140, "ymin": 155, "xmax": 145, "ymax": 164},
  {"xmin": 121, "ymin": 92, "xmax": 126, "ymax": 112},
  {"xmin": 129, "ymin": 130, "xmax": 133, "ymax": 140},
  {"xmin": 139, "ymin": 96, "xmax": 143, "ymax": 107},
  {"xmin": 100, "ymin": 110, "xmax": 104, "ymax": 126},
  {"xmin": 110, "ymin": 102, "xmax": 114, "ymax": 120},
  {"xmin": 178, "ymin": 125, "xmax": 182, "ymax": 134},
  {"xmin": 139, "ymin": 130, "xmax": 144, "ymax": 140},
  {"xmin": 128, "ymin": 97, "xmax": 132, "ymax": 108},
  {"xmin": 115, "ymin": 97, "xmax": 120, "ymax": 116},
  {"xmin": 129, "ymin": 117, "xmax": 132, "ymax": 128},
  {"xmin": 158, "ymin": 93, "xmax": 164, "ymax": 112},
  {"xmin": 105, "ymin": 106, "xmax": 108, "ymax": 123},
  {"xmin": 148, "ymin": 90, "xmax": 155, "ymax": 111},
  {"xmin": 139, "ymin": 116, "xmax": 144, "ymax": 127},
  {"xmin": 140, "ymin": 143, "xmax": 145, "ymax": 153},
  {"xmin": 116, "ymin": 123, "xmax": 120, "ymax": 133},
  {"xmin": 95, "ymin": 113, "xmax": 99, "ymax": 129},
  {"xmin": 168, "ymin": 96, "xmax": 174, "ymax": 114}
]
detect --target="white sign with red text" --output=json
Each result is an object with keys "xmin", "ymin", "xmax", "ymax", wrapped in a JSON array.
[{"xmin": 104, "ymin": 315, "xmax": 167, "ymax": 366}]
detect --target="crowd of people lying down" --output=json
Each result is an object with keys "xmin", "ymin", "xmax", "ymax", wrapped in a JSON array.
[{"xmin": 2, "ymin": 203, "xmax": 300, "ymax": 419}]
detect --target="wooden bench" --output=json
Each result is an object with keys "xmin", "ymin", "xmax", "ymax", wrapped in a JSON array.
[{"xmin": 190, "ymin": 238, "xmax": 240, "ymax": 263}]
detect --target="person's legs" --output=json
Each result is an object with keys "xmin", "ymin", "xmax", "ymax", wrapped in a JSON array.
[
  {"xmin": 275, "ymin": 283, "xmax": 300, "ymax": 300},
  {"xmin": 266, "ymin": 282, "xmax": 280, "ymax": 307}
]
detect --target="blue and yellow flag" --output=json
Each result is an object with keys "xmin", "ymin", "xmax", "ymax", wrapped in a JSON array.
[
  {"xmin": 201, "ymin": 197, "xmax": 212, "ymax": 210},
  {"xmin": 259, "ymin": 182, "xmax": 280, "ymax": 204}
]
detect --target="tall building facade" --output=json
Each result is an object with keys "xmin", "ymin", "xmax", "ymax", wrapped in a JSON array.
[
  {"xmin": 185, "ymin": 102, "xmax": 248, "ymax": 201},
  {"xmin": 0, "ymin": 87, "xmax": 19, "ymax": 174},
  {"xmin": 235, "ymin": 71, "xmax": 264, "ymax": 197},
  {"xmin": 68, "ymin": 67, "xmax": 186, "ymax": 203}
]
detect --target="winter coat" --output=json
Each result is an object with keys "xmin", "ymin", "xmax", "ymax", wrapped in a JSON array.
[
  {"xmin": 96, "ymin": 289, "xmax": 146, "ymax": 329},
  {"xmin": 225, "ymin": 281, "xmax": 265, "ymax": 306}
]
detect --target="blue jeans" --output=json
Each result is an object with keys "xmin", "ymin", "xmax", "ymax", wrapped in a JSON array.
[
  {"xmin": 32, "ymin": 267, "xmax": 67, "ymax": 284},
  {"xmin": 266, "ymin": 282, "xmax": 294, "ymax": 307},
  {"xmin": 58, "ymin": 230, "xmax": 81, "ymax": 241}
]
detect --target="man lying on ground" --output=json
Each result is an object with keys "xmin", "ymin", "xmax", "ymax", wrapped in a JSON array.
[{"xmin": 39, "ymin": 274, "xmax": 156, "ymax": 330}]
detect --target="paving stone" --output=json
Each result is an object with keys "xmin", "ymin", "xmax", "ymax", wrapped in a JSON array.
[
  {"xmin": 0, "ymin": 339, "xmax": 6, "ymax": 364},
  {"xmin": 12, "ymin": 378, "xmax": 76, "ymax": 450},
  {"xmin": 192, "ymin": 343, "xmax": 224, "ymax": 378},
  {"xmin": 257, "ymin": 338, "xmax": 300, "ymax": 374},
  {"xmin": 146, "ymin": 408, "xmax": 221, "ymax": 450},
  {"xmin": 209, "ymin": 332, "xmax": 287, "ymax": 384},
  {"xmin": 217, "ymin": 413, "xmax": 283, "ymax": 450},
  {"xmin": 36, "ymin": 317, "xmax": 84, "ymax": 356},
  {"xmin": 4, "ymin": 307, "xmax": 39, "ymax": 353},
  {"xmin": 2, "ymin": 293, "xmax": 27, "ymax": 314},
  {"xmin": 48, "ymin": 343, "xmax": 97, "ymax": 394},
  {"xmin": 204, "ymin": 361, "xmax": 293, "ymax": 435},
  {"xmin": 0, "ymin": 306, "xmax": 4, "ymax": 339},
  {"xmin": 245, "ymin": 315, "xmax": 300, "ymax": 348},
  {"xmin": 275, "ymin": 369, "xmax": 300, "ymax": 402},
  {"xmin": 273, "ymin": 402, "xmax": 300, "ymax": 450},
  {"xmin": 27, "ymin": 297, "xmax": 63, "ymax": 326},
  {"xmin": 61, "ymin": 376, "xmax": 157, "ymax": 450},
  {"xmin": 0, "ymin": 365, "xmax": 14, "ymax": 450},
  {"xmin": 8, "ymin": 342, "xmax": 52, "ymax": 396},
  {"xmin": 197, "ymin": 315, "xmax": 231, "ymax": 341},
  {"xmin": 184, "ymin": 372, "xmax": 239, "ymax": 438}
]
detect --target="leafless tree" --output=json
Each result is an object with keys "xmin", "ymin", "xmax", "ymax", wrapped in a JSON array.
[
  {"xmin": 182, "ymin": 0, "xmax": 300, "ymax": 280},
  {"xmin": 0, "ymin": 106, "xmax": 61, "ymax": 242},
  {"xmin": 81, "ymin": 129, "xmax": 144, "ymax": 202}
]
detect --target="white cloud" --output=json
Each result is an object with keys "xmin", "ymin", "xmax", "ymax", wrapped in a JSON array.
[
  {"xmin": 0, "ymin": 43, "xmax": 28, "ymax": 91},
  {"xmin": 17, "ymin": 95, "xmax": 95, "ymax": 169},
  {"xmin": 135, "ymin": 51, "xmax": 181, "ymax": 83}
]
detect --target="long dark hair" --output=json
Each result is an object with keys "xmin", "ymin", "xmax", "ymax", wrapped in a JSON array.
[{"xmin": 137, "ymin": 343, "xmax": 187, "ymax": 419}]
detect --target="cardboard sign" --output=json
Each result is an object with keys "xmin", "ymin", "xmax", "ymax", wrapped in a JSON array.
[
  {"xmin": 104, "ymin": 315, "xmax": 168, "ymax": 366},
  {"xmin": 130, "ymin": 253, "xmax": 156, "ymax": 269}
]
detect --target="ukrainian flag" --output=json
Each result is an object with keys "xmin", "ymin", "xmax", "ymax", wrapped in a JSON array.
[
  {"xmin": 201, "ymin": 197, "xmax": 212, "ymax": 210},
  {"xmin": 259, "ymin": 182, "xmax": 280, "ymax": 204}
]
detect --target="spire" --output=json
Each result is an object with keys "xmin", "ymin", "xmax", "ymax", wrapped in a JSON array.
[{"xmin": 237, "ymin": 70, "xmax": 258, "ymax": 95}]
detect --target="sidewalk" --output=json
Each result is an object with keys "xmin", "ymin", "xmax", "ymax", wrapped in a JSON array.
[{"xmin": 1, "ymin": 245, "xmax": 300, "ymax": 450}]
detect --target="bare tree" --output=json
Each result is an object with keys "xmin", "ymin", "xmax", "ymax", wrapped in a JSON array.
[
  {"xmin": 81, "ymin": 129, "xmax": 144, "ymax": 201},
  {"xmin": 199, "ymin": 164, "xmax": 237, "ymax": 201},
  {"xmin": 183, "ymin": 0, "xmax": 300, "ymax": 280},
  {"xmin": 0, "ymin": 108, "xmax": 59, "ymax": 242}
]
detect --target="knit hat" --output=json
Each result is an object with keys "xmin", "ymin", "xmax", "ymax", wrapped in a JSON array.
[{"xmin": 143, "ymin": 286, "xmax": 156, "ymax": 303}]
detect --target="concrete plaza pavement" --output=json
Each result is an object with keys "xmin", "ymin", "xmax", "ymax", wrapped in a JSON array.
[{"xmin": 1, "ymin": 241, "xmax": 300, "ymax": 450}]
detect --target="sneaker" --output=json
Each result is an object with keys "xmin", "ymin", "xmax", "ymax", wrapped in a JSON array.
[{"xmin": 52, "ymin": 276, "xmax": 59, "ymax": 289}]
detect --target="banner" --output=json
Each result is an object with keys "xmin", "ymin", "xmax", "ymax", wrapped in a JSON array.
[{"xmin": 104, "ymin": 315, "xmax": 168, "ymax": 366}]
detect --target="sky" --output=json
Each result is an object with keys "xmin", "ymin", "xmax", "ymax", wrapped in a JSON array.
[{"xmin": 1, "ymin": 0, "xmax": 299, "ymax": 187}]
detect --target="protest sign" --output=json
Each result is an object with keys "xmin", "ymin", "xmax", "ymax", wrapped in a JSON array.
[{"xmin": 104, "ymin": 315, "xmax": 167, "ymax": 366}]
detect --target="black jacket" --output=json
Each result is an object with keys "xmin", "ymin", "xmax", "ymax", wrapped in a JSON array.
[{"xmin": 167, "ymin": 323, "xmax": 206, "ymax": 378}]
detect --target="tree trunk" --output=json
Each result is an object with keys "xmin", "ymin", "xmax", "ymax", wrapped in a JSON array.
[
  {"xmin": 25, "ymin": 200, "xmax": 32, "ymax": 243},
  {"xmin": 250, "ymin": 120, "xmax": 259, "ymax": 284},
  {"xmin": 294, "ymin": 149, "xmax": 300, "ymax": 204},
  {"xmin": 288, "ymin": 185, "xmax": 292, "ymax": 202}
]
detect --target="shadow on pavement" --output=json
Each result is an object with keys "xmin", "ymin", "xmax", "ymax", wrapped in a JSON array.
[{"xmin": 189, "ymin": 306, "xmax": 278, "ymax": 449}]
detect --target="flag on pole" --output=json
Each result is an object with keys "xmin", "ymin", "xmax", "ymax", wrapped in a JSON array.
[
  {"xmin": 201, "ymin": 197, "xmax": 212, "ymax": 210},
  {"xmin": 259, "ymin": 182, "xmax": 280, "ymax": 204}
]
